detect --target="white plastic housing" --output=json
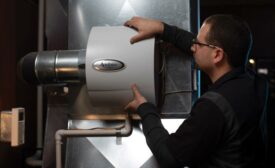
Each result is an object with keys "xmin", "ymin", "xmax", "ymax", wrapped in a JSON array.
[
  {"xmin": 11, "ymin": 108, "xmax": 25, "ymax": 146},
  {"xmin": 86, "ymin": 26, "xmax": 156, "ymax": 107},
  {"xmin": 0, "ymin": 108, "xmax": 25, "ymax": 147}
]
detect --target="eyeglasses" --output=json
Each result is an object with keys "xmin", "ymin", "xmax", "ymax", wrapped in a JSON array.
[{"xmin": 192, "ymin": 38, "xmax": 218, "ymax": 49}]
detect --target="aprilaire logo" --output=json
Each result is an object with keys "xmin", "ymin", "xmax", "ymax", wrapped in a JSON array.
[{"xmin": 92, "ymin": 59, "xmax": 125, "ymax": 72}]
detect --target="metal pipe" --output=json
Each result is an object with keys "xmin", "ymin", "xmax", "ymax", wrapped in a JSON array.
[
  {"xmin": 26, "ymin": 0, "xmax": 44, "ymax": 166},
  {"xmin": 55, "ymin": 113, "xmax": 132, "ymax": 168},
  {"xmin": 37, "ymin": 0, "xmax": 44, "ymax": 149},
  {"xmin": 19, "ymin": 50, "xmax": 86, "ymax": 85}
]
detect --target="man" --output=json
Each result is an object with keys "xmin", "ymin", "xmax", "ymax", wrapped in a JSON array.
[{"xmin": 124, "ymin": 15, "xmax": 266, "ymax": 168}]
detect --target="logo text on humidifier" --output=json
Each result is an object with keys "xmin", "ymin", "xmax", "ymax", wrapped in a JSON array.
[{"xmin": 93, "ymin": 59, "xmax": 125, "ymax": 72}]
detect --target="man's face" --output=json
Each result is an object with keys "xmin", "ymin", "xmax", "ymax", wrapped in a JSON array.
[{"xmin": 191, "ymin": 23, "xmax": 214, "ymax": 72}]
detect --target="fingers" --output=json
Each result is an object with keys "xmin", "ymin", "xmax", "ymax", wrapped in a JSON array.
[
  {"xmin": 125, "ymin": 17, "xmax": 146, "ymax": 44},
  {"xmin": 124, "ymin": 16, "xmax": 139, "ymax": 28},
  {"xmin": 124, "ymin": 20, "xmax": 132, "ymax": 27}
]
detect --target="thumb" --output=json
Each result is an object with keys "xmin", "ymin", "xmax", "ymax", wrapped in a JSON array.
[
  {"xmin": 124, "ymin": 101, "xmax": 132, "ymax": 110},
  {"xmin": 131, "ymin": 84, "xmax": 147, "ymax": 104},
  {"xmin": 130, "ymin": 32, "xmax": 146, "ymax": 44},
  {"xmin": 131, "ymin": 84, "xmax": 142, "ymax": 98}
]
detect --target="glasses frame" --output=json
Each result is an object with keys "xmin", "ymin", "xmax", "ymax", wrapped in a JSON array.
[{"xmin": 192, "ymin": 38, "xmax": 218, "ymax": 49}]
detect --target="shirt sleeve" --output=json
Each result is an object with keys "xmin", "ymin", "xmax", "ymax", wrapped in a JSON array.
[
  {"xmin": 137, "ymin": 98, "xmax": 225, "ymax": 167},
  {"xmin": 167, "ymin": 98, "xmax": 225, "ymax": 167},
  {"xmin": 137, "ymin": 103, "xmax": 181, "ymax": 167},
  {"xmin": 161, "ymin": 23, "xmax": 195, "ymax": 56}
]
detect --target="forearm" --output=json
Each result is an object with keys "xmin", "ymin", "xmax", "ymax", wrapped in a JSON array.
[
  {"xmin": 138, "ymin": 103, "xmax": 181, "ymax": 167},
  {"xmin": 161, "ymin": 23, "xmax": 195, "ymax": 55}
]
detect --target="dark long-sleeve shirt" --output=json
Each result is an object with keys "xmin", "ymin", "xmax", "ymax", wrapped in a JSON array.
[{"xmin": 137, "ymin": 24, "xmax": 265, "ymax": 168}]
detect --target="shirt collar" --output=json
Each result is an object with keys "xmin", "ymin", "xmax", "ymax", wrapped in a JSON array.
[{"xmin": 209, "ymin": 66, "xmax": 245, "ymax": 90}]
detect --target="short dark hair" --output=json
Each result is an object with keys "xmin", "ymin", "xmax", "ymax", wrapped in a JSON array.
[{"xmin": 204, "ymin": 14, "xmax": 252, "ymax": 68}]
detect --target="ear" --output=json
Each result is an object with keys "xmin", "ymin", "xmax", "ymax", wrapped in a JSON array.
[{"xmin": 213, "ymin": 48, "xmax": 225, "ymax": 64}]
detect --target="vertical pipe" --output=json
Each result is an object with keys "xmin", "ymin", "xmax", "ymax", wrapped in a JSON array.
[
  {"xmin": 37, "ymin": 0, "xmax": 45, "ymax": 149},
  {"xmin": 25, "ymin": 1, "xmax": 45, "ymax": 166},
  {"xmin": 55, "ymin": 135, "xmax": 62, "ymax": 168}
]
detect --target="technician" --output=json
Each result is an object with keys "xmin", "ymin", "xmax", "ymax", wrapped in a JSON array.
[{"xmin": 124, "ymin": 15, "xmax": 266, "ymax": 168}]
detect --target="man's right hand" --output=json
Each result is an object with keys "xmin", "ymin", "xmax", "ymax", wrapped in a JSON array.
[{"xmin": 124, "ymin": 17, "xmax": 164, "ymax": 44}]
